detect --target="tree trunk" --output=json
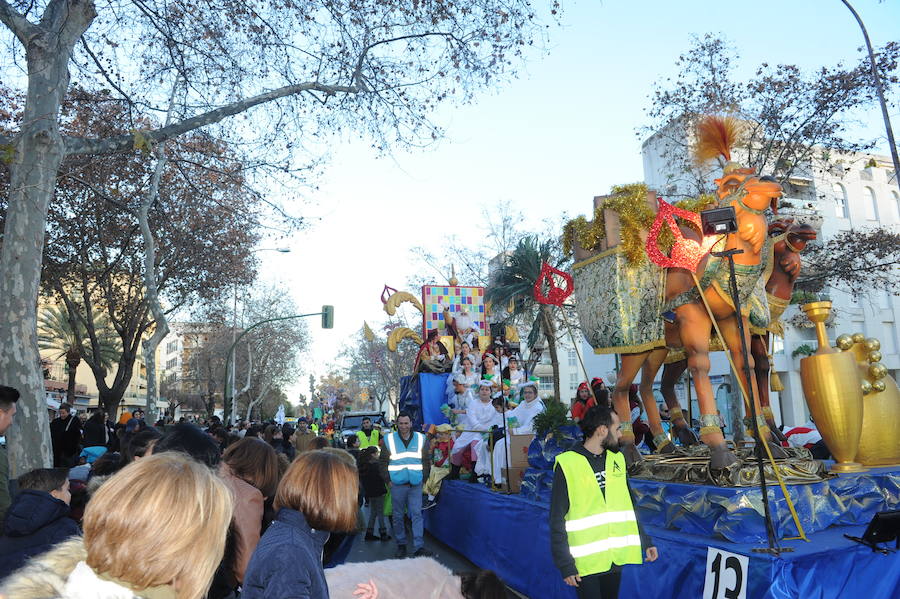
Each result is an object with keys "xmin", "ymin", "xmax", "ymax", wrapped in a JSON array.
[
  {"xmin": 541, "ymin": 306, "xmax": 561, "ymax": 401},
  {"xmin": 95, "ymin": 349, "xmax": 138, "ymax": 420},
  {"xmin": 0, "ymin": 2, "xmax": 97, "ymax": 475},
  {"xmin": 65, "ymin": 353, "xmax": 80, "ymax": 404},
  {"xmin": 140, "ymin": 84, "xmax": 177, "ymax": 421},
  {"xmin": 245, "ymin": 382, "xmax": 271, "ymax": 422}
]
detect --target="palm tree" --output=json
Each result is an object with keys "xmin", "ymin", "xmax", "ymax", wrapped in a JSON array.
[
  {"xmin": 486, "ymin": 235, "xmax": 568, "ymax": 402},
  {"xmin": 38, "ymin": 306, "xmax": 120, "ymax": 403}
]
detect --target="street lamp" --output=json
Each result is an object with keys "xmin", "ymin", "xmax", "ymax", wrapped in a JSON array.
[
  {"xmin": 224, "ymin": 306, "xmax": 334, "ymax": 424},
  {"xmin": 229, "ymin": 246, "xmax": 292, "ymax": 423}
]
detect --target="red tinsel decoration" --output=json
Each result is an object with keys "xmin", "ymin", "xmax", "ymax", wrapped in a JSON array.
[
  {"xmin": 534, "ymin": 262, "xmax": 574, "ymax": 307},
  {"xmin": 645, "ymin": 198, "xmax": 719, "ymax": 272}
]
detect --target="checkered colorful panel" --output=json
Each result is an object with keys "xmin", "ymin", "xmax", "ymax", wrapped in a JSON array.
[{"xmin": 421, "ymin": 285, "xmax": 486, "ymax": 337}]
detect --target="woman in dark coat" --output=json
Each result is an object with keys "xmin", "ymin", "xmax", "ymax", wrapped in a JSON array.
[{"xmin": 241, "ymin": 450, "xmax": 358, "ymax": 599}]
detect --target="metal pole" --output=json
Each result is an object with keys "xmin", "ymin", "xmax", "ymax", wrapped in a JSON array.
[
  {"xmin": 840, "ymin": 0, "xmax": 900, "ymax": 188},
  {"xmin": 223, "ymin": 311, "xmax": 324, "ymax": 420},
  {"xmin": 715, "ymin": 248, "xmax": 779, "ymax": 554}
]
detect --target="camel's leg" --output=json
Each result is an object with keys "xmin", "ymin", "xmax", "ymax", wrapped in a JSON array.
[
  {"xmin": 751, "ymin": 333, "xmax": 788, "ymax": 444},
  {"xmin": 676, "ymin": 302, "xmax": 738, "ymax": 469},
  {"xmin": 613, "ymin": 352, "xmax": 649, "ymax": 465},
  {"xmin": 717, "ymin": 313, "xmax": 789, "ymax": 458},
  {"xmin": 637, "ymin": 347, "xmax": 675, "ymax": 454},
  {"xmin": 660, "ymin": 359, "xmax": 699, "ymax": 446}
]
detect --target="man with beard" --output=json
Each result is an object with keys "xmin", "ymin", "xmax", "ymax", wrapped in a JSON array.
[{"xmin": 550, "ymin": 405, "xmax": 657, "ymax": 598}]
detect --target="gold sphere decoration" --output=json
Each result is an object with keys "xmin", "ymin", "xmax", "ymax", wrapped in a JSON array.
[
  {"xmin": 864, "ymin": 338, "xmax": 881, "ymax": 352},
  {"xmin": 868, "ymin": 363, "xmax": 888, "ymax": 381},
  {"xmin": 868, "ymin": 351, "xmax": 883, "ymax": 364},
  {"xmin": 835, "ymin": 334, "xmax": 854, "ymax": 351},
  {"xmin": 851, "ymin": 333, "xmax": 866, "ymax": 343},
  {"xmin": 872, "ymin": 380, "xmax": 886, "ymax": 394},
  {"xmin": 860, "ymin": 380, "xmax": 873, "ymax": 395}
]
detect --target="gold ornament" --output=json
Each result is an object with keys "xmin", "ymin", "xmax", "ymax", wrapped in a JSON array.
[
  {"xmin": 383, "ymin": 291, "xmax": 424, "ymax": 316},
  {"xmin": 851, "ymin": 332, "xmax": 865, "ymax": 343},
  {"xmin": 835, "ymin": 334, "xmax": 854, "ymax": 351},
  {"xmin": 871, "ymin": 380, "xmax": 887, "ymax": 394},
  {"xmin": 860, "ymin": 380, "xmax": 873, "ymax": 395},
  {"xmin": 868, "ymin": 363, "xmax": 888, "ymax": 381},
  {"xmin": 867, "ymin": 351, "xmax": 883, "ymax": 364},
  {"xmin": 386, "ymin": 327, "xmax": 423, "ymax": 352},
  {"xmin": 864, "ymin": 338, "xmax": 881, "ymax": 352}
]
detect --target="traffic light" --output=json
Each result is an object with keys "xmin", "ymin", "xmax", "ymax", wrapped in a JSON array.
[{"xmin": 321, "ymin": 305, "xmax": 334, "ymax": 329}]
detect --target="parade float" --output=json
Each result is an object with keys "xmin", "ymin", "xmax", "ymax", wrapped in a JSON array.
[{"xmin": 381, "ymin": 117, "xmax": 899, "ymax": 598}]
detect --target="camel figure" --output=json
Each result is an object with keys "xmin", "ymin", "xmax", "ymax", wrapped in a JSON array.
[{"xmin": 657, "ymin": 219, "xmax": 817, "ymax": 450}]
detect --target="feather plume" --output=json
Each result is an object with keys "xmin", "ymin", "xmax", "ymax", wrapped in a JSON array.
[{"xmin": 694, "ymin": 115, "xmax": 741, "ymax": 164}]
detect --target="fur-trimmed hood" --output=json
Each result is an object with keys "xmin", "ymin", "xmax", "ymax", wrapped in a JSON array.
[
  {"xmin": 0, "ymin": 537, "xmax": 87, "ymax": 598},
  {"xmin": 324, "ymin": 557, "xmax": 465, "ymax": 598},
  {"xmin": 0, "ymin": 538, "xmax": 172, "ymax": 599}
]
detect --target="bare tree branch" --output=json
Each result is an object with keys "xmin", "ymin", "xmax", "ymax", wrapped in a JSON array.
[
  {"xmin": 65, "ymin": 81, "xmax": 360, "ymax": 155},
  {"xmin": 0, "ymin": 0, "xmax": 40, "ymax": 45}
]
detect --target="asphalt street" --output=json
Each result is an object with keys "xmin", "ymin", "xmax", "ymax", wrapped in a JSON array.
[{"xmin": 343, "ymin": 503, "xmax": 524, "ymax": 598}]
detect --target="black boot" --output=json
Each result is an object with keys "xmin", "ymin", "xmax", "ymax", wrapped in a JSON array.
[
  {"xmin": 379, "ymin": 528, "xmax": 391, "ymax": 541},
  {"xmin": 364, "ymin": 529, "xmax": 377, "ymax": 541},
  {"xmin": 448, "ymin": 464, "xmax": 460, "ymax": 480},
  {"xmin": 468, "ymin": 465, "xmax": 480, "ymax": 483}
]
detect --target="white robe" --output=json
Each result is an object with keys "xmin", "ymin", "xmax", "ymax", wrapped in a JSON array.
[
  {"xmin": 452, "ymin": 398, "xmax": 498, "ymax": 456},
  {"xmin": 484, "ymin": 398, "xmax": 546, "ymax": 483}
]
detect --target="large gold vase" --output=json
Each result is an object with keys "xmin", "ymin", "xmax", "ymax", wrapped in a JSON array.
[
  {"xmin": 799, "ymin": 302, "xmax": 865, "ymax": 472},
  {"xmin": 841, "ymin": 335, "xmax": 900, "ymax": 466}
]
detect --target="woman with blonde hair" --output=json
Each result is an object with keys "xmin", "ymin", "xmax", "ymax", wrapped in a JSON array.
[
  {"xmin": 242, "ymin": 449, "xmax": 359, "ymax": 599},
  {"xmin": 0, "ymin": 452, "xmax": 233, "ymax": 599}
]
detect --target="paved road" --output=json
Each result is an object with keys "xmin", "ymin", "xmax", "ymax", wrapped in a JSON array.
[{"xmin": 343, "ymin": 504, "xmax": 524, "ymax": 598}]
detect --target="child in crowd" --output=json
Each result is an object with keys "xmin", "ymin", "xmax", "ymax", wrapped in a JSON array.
[
  {"xmin": 358, "ymin": 447, "xmax": 391, "ymax": 542},
  {"xmin": 423, "ymin": 424, "xmax": 455, "ymax": 509},
  {"xmin": 0, "ymin": 468, "xmax": 80, "ymax": 580}
]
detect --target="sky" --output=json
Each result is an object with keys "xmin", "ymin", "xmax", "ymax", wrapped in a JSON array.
[{"xmin": 249, "ymin": 0, "xmax": 900, "ymax": 400}]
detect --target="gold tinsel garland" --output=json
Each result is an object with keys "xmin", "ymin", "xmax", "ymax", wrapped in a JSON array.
[{"xmin": 562, "ymin": 186, "xmax": 718, "ymax": 266}]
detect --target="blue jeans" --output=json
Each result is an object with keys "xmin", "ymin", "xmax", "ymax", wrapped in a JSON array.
[{"xmin": 391, "ymin": 482, "xmax": 423, "ymax": 550}]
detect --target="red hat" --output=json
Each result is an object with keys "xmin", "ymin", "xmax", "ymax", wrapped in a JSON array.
[
  {"xmin": 591, "ymin": 377, "xmax": 604, "ymax": 387},
  {"xmin": 578, "ymin": 381, "xmax": 590, "ymax": 392}
]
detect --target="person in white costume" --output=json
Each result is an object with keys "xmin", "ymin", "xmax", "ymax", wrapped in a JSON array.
[
  {"xmin": 449, "ymin": 380, "xmax": 498, "ymax": 481},
  {"xmin": 483, "ymin": 379, "xmax": 545, "ymax": 484}
]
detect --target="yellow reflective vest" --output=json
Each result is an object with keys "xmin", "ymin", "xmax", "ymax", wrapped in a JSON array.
[
  {"xmin": 555, "ymin": 450, "xmax": 643, "ymax": 576},
  {"xmin": 357, "ymin": 429, "xmax": 380, "ymax": 449}
]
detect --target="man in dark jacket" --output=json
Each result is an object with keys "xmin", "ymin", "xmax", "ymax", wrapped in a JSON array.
[
  {"xmin": 50, "ymin": 404, "xmax": 82, "ymax": 467},
  {"xmin": 0, "ymin": 467, "xmax": 80, "ymax": 580}
]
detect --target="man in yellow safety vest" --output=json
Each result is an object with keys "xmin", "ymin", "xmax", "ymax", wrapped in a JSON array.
[
  {"xmin": 357, "ymin": 417, "xmax": 380, "ymax": 449},
  {"xmin": 550, "ymin": 405, "xmax": 658, "ymax": 598}
]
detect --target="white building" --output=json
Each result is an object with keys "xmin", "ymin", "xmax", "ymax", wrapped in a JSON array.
[{"xmin": 630, "ymin": 129, "xmax": 900, "ymax": 431}]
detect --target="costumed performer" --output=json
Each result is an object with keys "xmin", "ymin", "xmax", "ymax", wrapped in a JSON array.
[
  {"xmin": 485, "ymin": 378, "xmax": 546, "ymax": 484},
  {"xmin": 550, "ymin": 405, "xmax": 657, "ymax": 598},
  {"xmin": 502, "ymin": 356, "xmax": 525, "ymax": 387},
  {"xmin": 423, "ymin": 423, "xmax": 455, "ymax": 508},
  {"xmin": 570, "ymin": 382, "xmax": 597, "ymax": 423},
  {"xmin": 449, "ymin": 380, "xmax": 498, "ymax": 482},
  {"xmin": 481, "ymin": 353, "xmax": 501, "ymax": 380},
  {"xmin": 446, "ymin": 354, "xmax": 479, "ymax": 406},
  {"xmin": 443, "ymin": 375, "xmax": 474, "ymax": 426},
  {"xmin": 453, "ymin": 341, "xmax": 481, "ymax": 372},
  {"xmin": 442, "ymin": 302, "xmax": 480, "ymax": 350},
  {"xmin": 415, "ymin": 330, "xmax": 451, "ymax": 374}
]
